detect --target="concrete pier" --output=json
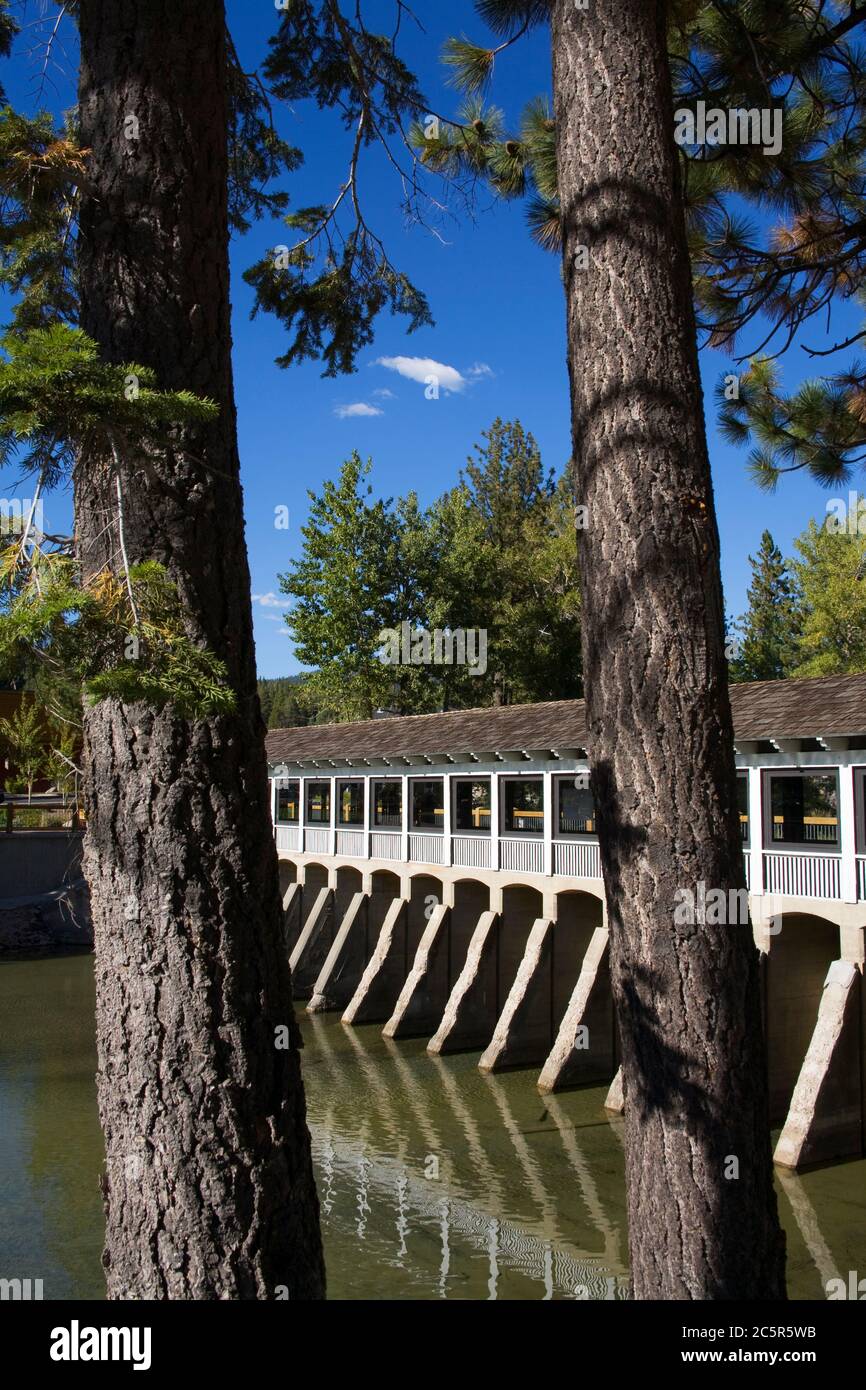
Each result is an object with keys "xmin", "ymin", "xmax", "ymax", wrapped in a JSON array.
[
  {"xmin": 384, "ymin": 903, "xmax": 451, "ymax": 1039},
  {"xmin": 428, "ymin": 911, "xmax": 500, "ymax": 1054},
  {"xmin": 343, "ymin": 897, "xmax": 408, "ymax": 1025},
  {"xmin": 479, "ymin": 918, "xmax": 554, "ymax": 1071},
  {"xmin": 774, "ymin": 960, "xmax": 864, "ymax": 1168},
  {"xmin": 288, "ymin": 886, "xmax": 334, "ymax": 1000},
  {"xmin": 538, "ymin": 927, "xmax": 615, "ymax": 1092},
  {"xmin": 308, "ymin": 890, "xmax": 370, "ymax": 1014}
]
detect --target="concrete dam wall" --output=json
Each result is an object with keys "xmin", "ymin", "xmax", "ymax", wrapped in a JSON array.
[{"xmin": 0, "ymin": 832, "xmax": 92, "ymax": 956}]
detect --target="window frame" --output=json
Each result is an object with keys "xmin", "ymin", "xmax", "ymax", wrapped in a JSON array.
[
  {"xmin": 764, "ymin": 767, "xmax": 840, "ymax": 853},
  {"xmin": 409, "ymin": 776, "xmax": 445, "ymax": 834},
  {"xmin": 737, "ymin": 771, "xmax": 750, "ymax": 848},
  {"xmin": 304, "ymin": 778, "xmax": 332, "ymax": 828},
  {"xmin": 853, "ymin": 767, "xmax": 866, "ymax": 855},
  {"xmin": 336, "ymin": 778, "xmax": 365, "ymax": 828},
  {"xmin": 372, "ymin": 778, "xmax": 403, "ymax": 829},
  {"xmin": 500, "ymin": 774, "xmax": 545, "ymax": 838},
  {"xmin": 451, "ymin": 776, "xmax": 492, "ymax": 837},
  {"xmin": 275, "ymin": 778, "xmax": 300, "ymax": 825},
  {"xmin": 553, "ymin": 774, "xmax": 597, "ymax": 840}
]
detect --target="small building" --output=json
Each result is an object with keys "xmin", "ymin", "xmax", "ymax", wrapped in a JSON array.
[{"xmin": 267, "ymin": 672, "xmax": 866, "ymax": 1170}]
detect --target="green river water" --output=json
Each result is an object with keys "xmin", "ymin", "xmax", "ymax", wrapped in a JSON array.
[{"xmin": 0, "ymin": 953, "xmax": 864, "ymax": 1300}]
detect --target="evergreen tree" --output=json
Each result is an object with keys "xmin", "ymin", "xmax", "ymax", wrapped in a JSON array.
[
  {"xmin": 732, "ymin": 531, "xmax": 802, "ymax": 682},
  {"xmin": 546, "ymin": 0, "xmax": 784, "ymax": 1298},
  {"xmin": 453, "ymin": 418, "xmax": 580, "ymax": 705},
  {"xmin": 0, "ymin": 2, "xmax": 325, "ymax": 1298},
  {"xmin": 420, "ymin": 3, "xmax": 866, "ymax": 495},
  {"xmin": 278, "ymin": 422, "xmax": 582, "ymax": 717}
]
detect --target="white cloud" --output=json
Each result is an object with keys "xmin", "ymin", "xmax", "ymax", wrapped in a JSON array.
[
  {"xmin": 373, "ymin": 387, "xmax": 396, "ymax": 399},
  {"xmin": 375, "ymin": 355, "xmax": 468, "ymax": 394},
  {"xmin": 252, "ymin": 592, "xmax": 283, "ymax": 609},
  {"xmin": 467, "ymin": 362, "xmax": 495, "ymax": 380},
  {"xmin": 334, "ymin": 402, "xmax": 384, "ymax": 419}
]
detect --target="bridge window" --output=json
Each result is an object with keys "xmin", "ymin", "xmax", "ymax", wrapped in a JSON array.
[
  {"xmin": 373, "ymin": 780, "xmax": 402, "ymax": 828},
  {"xmin": 276, "ymin": 780, "xmax": 300, "ymax": 824},
  {"xmin": 502, "ymin": 777, "xmax": 544, "ymax": 836},
  {"xmin": 411, "ymin": 778, "xmax": 444, "ymax": 832},
  {"xmin": 453, "ymin": 778, "xmax": 491, "ymax": 834},
  {"xmin": 768, "ymin": 771, "xmax": 839, "ymax": 847},
  {"xmin": 337, "ymin": 780, "xmax": 364, "ymax": 827},
  {"xmin": 738, "ymin": 773, "xmax": 749, "ymax": 844},
  {"xmin": 556, "ymin": 777, "xmax": 595, "ymax": 836},
  {"xmin": 305, "ymin": 780, "xmax": 331, "ymax": 825},
  {"xmin": 856, "ymin": 770, "xmax": 866, "ymax": 854}
]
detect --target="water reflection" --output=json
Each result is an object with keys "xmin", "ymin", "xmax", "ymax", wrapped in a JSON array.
[
  {"xmin": 302, "ymin": 1012, "xmax": 630, "ymax": 1300},
  {"xmin": 1, "ymin": 955, "xmax": 864, "ymax": 1300}
]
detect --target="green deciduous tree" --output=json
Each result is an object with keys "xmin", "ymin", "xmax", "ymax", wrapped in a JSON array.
[
  {"xmin": 0, "ymin": 695, "xmax": 44, "ymax": 799},
  {"xmin": 280, "ymin": 451, "xmax": 402, "ymax": 719},
  {"xmin": 791, "ymin": 518, "xmax": 866, "ymax": 676}
]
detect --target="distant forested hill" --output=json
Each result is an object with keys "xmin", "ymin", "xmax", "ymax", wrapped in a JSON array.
[{"xmin": 257, "ymin": 675, "xmax": 321, "ymax": 729}]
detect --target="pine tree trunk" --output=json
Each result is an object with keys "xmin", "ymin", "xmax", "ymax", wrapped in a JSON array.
[
  {"xmin": 76, "ymin": 0, "xmax": 324, "ymax": 1299},
  {"xmin": 551, "ymin": 0, "xmax": 786, "ymax": 1298}
]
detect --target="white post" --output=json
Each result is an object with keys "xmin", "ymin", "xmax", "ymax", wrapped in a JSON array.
[
  {"xmin": 269, "ymin": 775, "xmax": 277, "ymax": 834},
  {"xmin": 490, "ymin": 772, "xmax": 500, "ymax": 871},
  {"xmin": 543, "ymin": 771, "xmax": 553, "ymax": 876},
  {"xmin": 839, "ymin": 762, "xmax": 857, "ymax": 904},
  {"xmin": 443, "ymin": 772, "xmax": 452, "ymax": 867},
  {"xmin": 401, "ymin": 774, "xmax": 409, "ymax": 862},
  {"xmin": 363, "ymin": 773, "xmax": 372, "ymax": 860},
  {"xmin": 748, "ymin": 765, "xmax": 764, "ymax": 896},
  {"xmin": 298, "ymin": 776, "xmax": 306, "ymax": 855},
  {"xmin": 329, "ymin": 775, "xmax": 337, "ymax": 858}
]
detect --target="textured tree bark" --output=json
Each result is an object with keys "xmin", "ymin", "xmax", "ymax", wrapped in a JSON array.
[
  {"xmin": 550, "ymin": 0, "xmax": 786, "ymax": 1298},
  {"xmin": 76, "ymin": 0, "xmax": 325, "ymax": 1298}
]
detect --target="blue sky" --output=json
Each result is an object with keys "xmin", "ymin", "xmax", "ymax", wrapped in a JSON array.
[{"xmin": 3, "ymin": 2, "xmax": 859, "ymax": 678}]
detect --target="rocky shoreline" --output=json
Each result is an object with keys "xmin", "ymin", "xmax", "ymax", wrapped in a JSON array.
[{"xmin": 0, "ymin": 881, "xmax": 93, "ymax": 956}]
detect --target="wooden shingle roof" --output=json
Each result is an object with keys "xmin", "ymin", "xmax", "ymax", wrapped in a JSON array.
[{"xmin": 265, "ymin": 672, "xmax": 866, "ymax": 764}]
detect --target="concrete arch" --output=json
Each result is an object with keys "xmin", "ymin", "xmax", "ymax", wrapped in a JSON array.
[
  {"xmin": 500, "ymin": 884, "xmax": 544, "ymax": 1005},
  {"xmin": 303, "ymin": 861, "xmax": 329, "ymax": 891},
  {"xmin": 369, "ymin": 868, "xmax": 402, "ymax": 935},
  {"xmin": 302, "ymin": 862, "xmax": 329, "ymax": 925},
  {"xmin": 553, "ymin": 891, "xmax": 605, "ymax": 1026},
  {"xmin": 408, "ymin": 873, "xmax": 444, "ymax": 958},
  {"xmin": 278, "ymin": 859, "xmax": 297, "ymax": 896},
  {"xmin": 766, "ymin": 912, "xmax": 840, "ymax": 1124},
  {"xmin": 335, "ymin": 865, "xmax": 363, "ymax": 924},
  {"xmin": 452, "ymin": 879, "xmax": 491, "ymax": 980}
]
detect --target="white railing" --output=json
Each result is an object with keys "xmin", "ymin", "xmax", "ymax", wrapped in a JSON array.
[
  {"xmin": 409, "ymin": 833, "xmax": 445, "ymax": 865},
  {"xmin": 275, "ymin": 825, "xmax": 300, "ymax": 853},
  {"xmin": 336, "ymin": 829, "xmax": 365, "ymax": 857},
  {"xmin": 763, "ymin": 851, "xmax": 841, "ymax": 900},
  {"xmin": 553, "ymin": 840, "xmax": 601, "ymax": 879},
  {"xmin": 857, "ymin": 856, "xmax": 866, "ymax": 902},
  {"xmin": 370, "ymin": 830, "xmax": 402, "ymax": 860},
  {"xmin": 304, "ymin": 827, "xmax": 330, "ymax": 855},
  {"xmin": 452, "ymin": 835, "xmax": 491, "ymax": 870},
  {"xmin": 272, "ymin": 787, "xmax": 850, "ymax": 903},
  {"xmin": 770, "ymin": 820, "xmax": 839, "ymax": 845},
  {"xmin": 500, "ymin": 837, "xmax": 544, "ymax": 874}
]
